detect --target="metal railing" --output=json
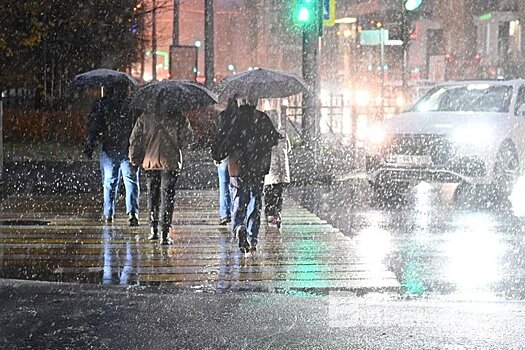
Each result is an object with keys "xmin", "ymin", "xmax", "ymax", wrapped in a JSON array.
[{"xmin": 0, "ymin": 100, "xmax": 3, "ymax": 180}]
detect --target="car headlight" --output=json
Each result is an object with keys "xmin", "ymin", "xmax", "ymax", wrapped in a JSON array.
[
  {"xmin": 367, "ymin": 124, "xmax": 386, "ymax": 144},
  {"xmin": 355, "ymin": 90, "xmax": 370, "ymax": 107},
  {"xmin": 452, "ymin": 125, "xmax": 492, "ymax": 145}
]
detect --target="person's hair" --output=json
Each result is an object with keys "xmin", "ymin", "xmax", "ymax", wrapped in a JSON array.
[{"xmin": 227, "ymin": 96, "xmax": 238, "ymax": 109}]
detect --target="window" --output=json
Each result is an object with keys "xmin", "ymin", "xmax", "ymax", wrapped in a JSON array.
[
  {"xmin": 412, "ymin": 84, "xmax": 513, "ymax": 113},
  {"xmin": 514, "ymin": 86, "xmax": 525, "ymax": 116}
]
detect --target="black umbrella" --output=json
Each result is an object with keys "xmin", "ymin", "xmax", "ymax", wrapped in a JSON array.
[
  {"xmin": 71, "ymin": 68, "xmax": 137, "ymax": 88},
  {"xmin": 129, "ymin": 79, "xmax": 218, "ymax": 113},
  {"xmin": 215, "ymin": 67, "xmax": 308, "ymax": 100}
]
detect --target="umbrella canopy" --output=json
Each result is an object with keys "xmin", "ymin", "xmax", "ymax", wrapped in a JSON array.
[
  {"xmin": 129, "ymin": 79, "xmax": 218, "ymax": 114},
  {"xmin": 71, "ymin": 68, "xmax": 137, "ymax": 88},
  {"xmin": 215, "ymin": 68, "xmax": 308, "ymax": 100}
]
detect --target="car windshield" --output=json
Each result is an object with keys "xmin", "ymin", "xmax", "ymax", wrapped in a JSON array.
[{"xmin": 411, "ymin": 84, "xmax": 513, "ymax": 113}]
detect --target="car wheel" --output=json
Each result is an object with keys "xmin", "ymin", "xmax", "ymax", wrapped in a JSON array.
[
  {"xmin": 453, "ymin": 181, "xmax": 483, "ymax": 207},
  {"xmin": 491, "ymin": 142, "xmax": 519, "ymax": 198}
]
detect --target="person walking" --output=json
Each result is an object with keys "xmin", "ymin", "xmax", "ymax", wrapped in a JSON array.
[
  {"xmin": 128, "ymin": 109, "xmax": 193, "ymax": 245},
  {"xmin": 263, "ymin": 109, "xmax": 291, "ymax": 229},
  {"xmin": 211, "ymin": 97, "xmax": 239, "ymax": 225},
  {"xmin": 83, "ymin": 83, "xmax": 140, "ymax": 226},
  {"xmin": 216, "ymin": 158, "xmax": 231, "ymax": 225},
  {"xmin": 213, "ymin": 99, "xmax": 281, "ymax": 253}
]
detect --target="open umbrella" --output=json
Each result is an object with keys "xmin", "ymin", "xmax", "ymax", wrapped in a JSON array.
[
  {"xmin": 129, "ymin": 79, "xmax": 218, "ymax": 114},
  {"xmin": 215, "ymin": 67, "xmax": 308, "ymax": 100},
  {"xmin": 71, "ymin": 68, "xmax": 137, "ymax": 88}
]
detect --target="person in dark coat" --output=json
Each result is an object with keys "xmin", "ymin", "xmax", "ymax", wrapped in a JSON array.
[
  {"xmin": 128, "ymin": 110, "xmax": 193, "ymax": 245},
  {"xmin": 83, "ymin": 84, "xmax": 140, "ymax": 226},
  {"xmin": 211, "ymin": 96, "xmax": 239, "ymax": 225},
  {"xmin": 212, "ymin": 98, "xmax": 281, "ymax": 253}
]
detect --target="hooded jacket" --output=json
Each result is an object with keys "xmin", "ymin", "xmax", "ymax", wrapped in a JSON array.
[
  {"xmin": 85, "ymin": 93, "xmax": 137, "ymax": 155},
  {"xmin": 128, "ymin": 111, "xmax": 193, "ymax": 171},
  {"xmin": 225, "ymin": 105, "xmax": 281, "ymax": 178}
]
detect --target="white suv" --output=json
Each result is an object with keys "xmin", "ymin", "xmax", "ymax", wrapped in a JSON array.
[{"xmin": 365, "ymin": 80, "xmax": 525, "ymax": 198}]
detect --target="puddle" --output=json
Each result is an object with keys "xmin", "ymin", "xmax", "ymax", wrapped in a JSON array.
[{"xmin": 0, "ymin": 220, "xmax": 50, "ymax": 226}]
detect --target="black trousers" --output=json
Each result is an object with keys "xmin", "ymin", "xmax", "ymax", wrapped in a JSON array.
[
  {"xmin": 264, "ymin": 183, "xmax": 285, "ymax": 217},
  {"xmin": 145, "ymin": 170, "xmax": 179, "ymax": 233}
]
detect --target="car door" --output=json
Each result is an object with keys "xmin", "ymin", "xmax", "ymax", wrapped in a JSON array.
[{"xmin": 511, "ymin": 84, "xmax": 525, "ymax": 174}]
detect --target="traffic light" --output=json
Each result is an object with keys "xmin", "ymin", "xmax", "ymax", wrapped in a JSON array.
[
  {"xmin": 292, "ymin": 0, "xmax": 320, "ymax": 30},
  {"xmin": 403, "ymin": 0, "xmax": 424, "ymax": 43}
]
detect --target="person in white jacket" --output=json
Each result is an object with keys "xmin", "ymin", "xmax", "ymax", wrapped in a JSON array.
[{"xmin": 263, "ymin": 108, "xmax": 291, "ymax": 229}]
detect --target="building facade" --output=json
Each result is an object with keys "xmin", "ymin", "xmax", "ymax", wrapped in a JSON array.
[
  {"xmin": 338, "ymin": 0, "xmax": 525, "ymax": 83},
  {"xmin": 136, "ymin": 0, "xmax": 525, "ymax": 87},
  {"xmin": 135, "ymin": 0, "xmax": 254, "ymax": 82}
]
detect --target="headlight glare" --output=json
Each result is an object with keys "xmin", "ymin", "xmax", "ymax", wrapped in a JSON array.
[
  {"xmin": 367, "ymin": 124, "xmax": 386, "ymax": 144},
  {"xmin": 452, "ymin": 125, "xmax": 492, "ymax": 145}
]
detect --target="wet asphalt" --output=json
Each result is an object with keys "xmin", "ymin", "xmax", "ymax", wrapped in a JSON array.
[
  {"xmin": 2, "ymin": 158, "xmax": 525, "ymax": 348},
  {"xmin": 290, "ymin": 180, "xmax": 525, "ymax": 300},
  {"xmin": 2, "ymin": 278, "xmax": 525, "ymax": 350}
]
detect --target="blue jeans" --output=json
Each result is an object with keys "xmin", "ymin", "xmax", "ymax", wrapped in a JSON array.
[
  {"xmin": 230, "ymin": 176, "xmax": 264, "ymax": 246},
  {"xmin": 100, "ymin": 149, "xmax": 140, "ymax": 218},
  {"xmin": 217, "ymin": 158, "xmax": 231, "ymax": 220}
]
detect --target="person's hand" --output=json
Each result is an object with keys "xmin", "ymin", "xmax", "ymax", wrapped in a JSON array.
[{"xmin": 82, "ymin": 144, "xmax": 94, "ymax": 159}]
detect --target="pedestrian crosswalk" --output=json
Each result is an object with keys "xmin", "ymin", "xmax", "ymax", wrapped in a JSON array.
[{"xmin": 0, "ymin": 190, "xmax": 399, "ymax": 292}]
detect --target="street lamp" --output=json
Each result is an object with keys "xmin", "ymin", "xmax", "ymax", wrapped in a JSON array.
[
  {"xmin": 194, "ymin": 40, "xmax": 202, "ymax": 48},
  {"xmin": 227, "ymin": 64, "xmax": 235, "ymax": 72}
]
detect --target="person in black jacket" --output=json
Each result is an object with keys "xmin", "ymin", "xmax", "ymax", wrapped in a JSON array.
[
  {"xmin": 212, "ymin": 98, "xmax": 281, "ymax": 253},
  {"xmin": 211, "ymin": 96, "xmax": 238, "ymax": 226},
  {"xmin": 83, "ymin": 84, "xmax": 140, "ymax": 226}
]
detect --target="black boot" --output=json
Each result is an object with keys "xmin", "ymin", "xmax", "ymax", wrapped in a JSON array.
[
  {"xmin": 236, "ymin": 226, "xmax": 250, "ymax": 253},
  {"xmin": 160, "ymin": 227, "xmax": 173, "ymax": 245},
  {"xmin": 128, "ymin": 212, "xmax": 139, "ymax": 227},
  {"xmin": 148, "ymin": 226, "xmax": 159, "ymax": 240}
]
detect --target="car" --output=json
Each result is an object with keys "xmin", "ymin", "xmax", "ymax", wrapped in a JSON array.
[{"xmin": 364, "ymin": 79, "xmax": 525, "ymax": 199}]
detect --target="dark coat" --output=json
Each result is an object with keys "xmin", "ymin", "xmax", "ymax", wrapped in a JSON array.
[
  {"xmin": 211, "ymin": 101, "xmax": 237, "ymax": 162},
  {"xmin": 213, "ymin": 104, "xmax": 281, "ymax": 178},
  {"xmin": 84, "ymin": 94, "xmax": 137, "ymax": 156}
]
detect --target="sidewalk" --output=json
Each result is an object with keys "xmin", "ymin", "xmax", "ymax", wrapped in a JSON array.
[{"xmin": 0, "ymin": 189, "xmax": 398, "ymax": 293}]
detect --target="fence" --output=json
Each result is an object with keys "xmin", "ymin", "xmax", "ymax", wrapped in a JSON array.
[
  {"xmin": 1, "ymin": 100, "xmax": 3, "ymax": 179},
  {"xmin": 281, "ymin": 95, "xmax": 365, "ymax": 150}
]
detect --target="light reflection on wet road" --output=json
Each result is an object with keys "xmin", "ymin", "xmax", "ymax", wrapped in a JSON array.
[
  {"xmin": 290, "ymin": 181, "xmax": 525, "ymax": 300},
  {"xmin": 0, "ymin": 190, "xmax": 399, "ymax": 293},
  {"xmin": 1, "ymin": 183, "xmax": 525, "ymax": 300}
]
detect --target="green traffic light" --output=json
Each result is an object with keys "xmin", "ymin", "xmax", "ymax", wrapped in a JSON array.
[
  {"xmin": 292, "ymin": 0, "xmax": 317, "ymax": 29},
  {"xmin": 298, "ymin": 7, "xmax": 310, "ymax": 22},
  {"xmin": 404, "ymin": 0, "xmax": 422, "ymax": 11}
]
